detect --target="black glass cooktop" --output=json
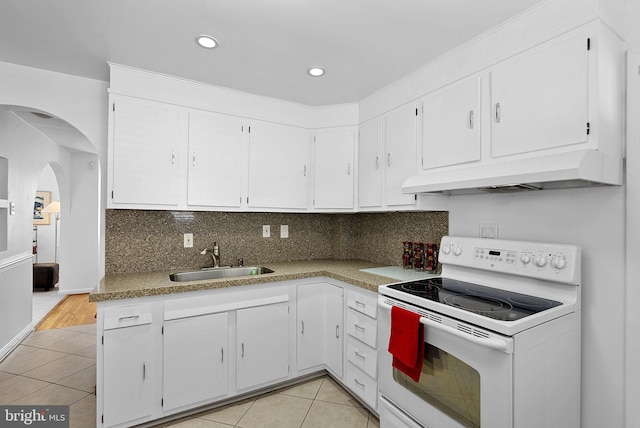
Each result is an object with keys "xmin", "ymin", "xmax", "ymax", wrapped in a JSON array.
[{"xmin": 387, "ymin": 277, "xmax": 562, "ymax": 321}]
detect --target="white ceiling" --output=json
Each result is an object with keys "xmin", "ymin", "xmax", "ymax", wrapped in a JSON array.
[{"xmin": 0, "ymin": 0, "xmax": 542, "ymax": 106}]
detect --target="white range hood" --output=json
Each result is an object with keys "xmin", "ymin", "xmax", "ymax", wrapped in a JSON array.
[{"xmin": 402, "ymin": 149, "xmax": 622, "ymax": 195}]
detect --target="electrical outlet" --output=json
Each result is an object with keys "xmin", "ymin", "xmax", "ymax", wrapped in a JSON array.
[
  {"xmin": 479, "ymin": 224, "xmax": 498, "ymax": 239},
  {"xmin": 262, "ymin": 225, "xmax": 270, "ymax": 238},
  {"xmin": 184, "ymin": 233, "xmax": 193, "ymax": 248},
  {"xmin": 280, "ymin": 225, "xmax": 289, "ymax": 238}
]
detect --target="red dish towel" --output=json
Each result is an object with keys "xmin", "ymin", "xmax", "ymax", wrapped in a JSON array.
[{"xmin": 388, "ymin": 305, "xmax": 424, "ymax": 382}]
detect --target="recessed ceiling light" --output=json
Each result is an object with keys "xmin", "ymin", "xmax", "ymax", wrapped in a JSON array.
[
  {"xmin": 307, "ymin": 67, "xmax": 325, "ymax": 77},
  {"xmin": 197, "ymin": 35, "xmax": 219, "ymax": 49}
]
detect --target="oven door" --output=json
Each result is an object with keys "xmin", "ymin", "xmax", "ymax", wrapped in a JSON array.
[{"xmin": 378, "ymin": 297, "xmax": 514, "ymax": 428}]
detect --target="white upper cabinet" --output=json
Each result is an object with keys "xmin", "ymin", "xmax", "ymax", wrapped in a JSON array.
[
  {"xmin": 421, "ymin": 76, "xmax": 481, "ymax": 170},
  {"xmin": 313, "ymin": 129, "xmax": 355, "ymax": 210},
  {"xmin": 187, "ymin": 112, "xmax": 244, "ymax": 208},
  {"xmin": 358, "ymin": 117, "xmax": 384, "ymax": 208},
  {"xmin": 110, "ymin": 97, "xmax": 182, "ymax": 206},
  {"xmin": 247, "ymin": 121, "xmax": 309, "ymax": 209},
  {"xmin": 358, "ymin": 104, "xmax": 417, "ymax": 209},
  {"xmin": 384, "ymin": 103, "xmax": 418, "ymax": 207},
  {"xmin": 490, "ymin": 32, "xmax": 589, "ymax": 158}
]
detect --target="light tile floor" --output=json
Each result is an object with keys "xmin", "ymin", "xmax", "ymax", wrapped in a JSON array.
[{"xmin": 1, "ymin": 323, "xmax": 379, "ymax": 428}]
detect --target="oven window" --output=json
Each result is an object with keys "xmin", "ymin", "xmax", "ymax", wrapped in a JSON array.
[{"xmin": 393, "ymin": 343, "xmax": 481, "ymax": 428}]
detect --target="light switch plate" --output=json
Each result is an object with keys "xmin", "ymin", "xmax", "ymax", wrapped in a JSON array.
[
  {"xmin": 184, "ymin": 233, "xmax": 193, "ymax": 248},
  {"xmin": 479, "ymin": 223, "xmax": 498, "ymax": 239},
  {"xmin": 280, "ymin": 225, "xmax": 289, "ymax": 238},
  {"xmin": 262, "ymin": 225, "xmax": 270, "ymax": 238}
]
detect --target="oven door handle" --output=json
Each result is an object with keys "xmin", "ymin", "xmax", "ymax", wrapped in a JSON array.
[
  {"xmin": 419, "ymin": 316, "xmax": 511, "ymax": 353},
  {"xmin": 379, "ymin": 300, "xmax": 513, "ymax": 353}
]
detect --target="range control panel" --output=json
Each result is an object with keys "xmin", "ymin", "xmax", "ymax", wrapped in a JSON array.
[{"xmin": 439, "ymin": 236, "xmax": 582, "ymax": 285}]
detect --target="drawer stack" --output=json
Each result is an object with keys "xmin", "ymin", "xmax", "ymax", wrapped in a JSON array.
[{"xmin": 344, "ymin": 288, "xmax": 378, "ymax": 410}]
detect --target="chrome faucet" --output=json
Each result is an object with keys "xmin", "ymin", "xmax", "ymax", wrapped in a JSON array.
[{"xmin": 201, "ymin": 241, "xmax": 220, "ymax": 268}]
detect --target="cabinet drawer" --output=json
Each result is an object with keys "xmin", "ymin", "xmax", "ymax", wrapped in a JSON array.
[
  {"xmin": 104, "ymin": 304, "xmax": 153, "ymax": 330},
  {"xmin": 346, "ymin": 362, "xmax": 377, "ymax": 409},
  {"xmin": 346, "ymin": 335, "xmax": 377, "ymax": 379},
  {"xmin": 346, "ymin": 289, "xmax": 377, "ymax": 319},
  {"xmin": 346, "ymin": 308, "xmax": 377, "ymax": 348}
]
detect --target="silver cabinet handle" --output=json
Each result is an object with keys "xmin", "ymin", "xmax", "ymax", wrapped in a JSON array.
[
  {"xmin": 355, "ymin": 324, "xmax": 365, "ymax": 332},
  {"xmin": 142, "ymin": 363, "xmax": 146, "ymax": 380},
  {"xmin": 355, "ymin": 300, "xmax": 365, "ymax": 309},
  {"xmin": 387, "ymin": 153, "xmax": 391, "ymax": 167},
  {"xmin": 347, "ymin": 163, "xmax": 351, "ymax": 176},
  {"xmin": 336, "ymin": 324, "xmax": 340, "ymax": 339},
  {"xmin": 495, "ymin": 103, "xmax": 501, "ymax": 123},
  {"xmin": 304, "ymin": 165, "xmax": 307, "ymax": 177},
  {"xmin": 375, "ymin": 156, "xmax": 379, "ymax": 169},
  {"xmin": 468, "ymin": 110, "xmax": 474, "ymax": 129},
  {"xmin": 192, "ymin": 152, "xmax": 196, "ymax": 167},
  {"xmin": 355, "ymin": 351, "xmax": 366, "ymax": 361},
  {"xmin": 241, "ymin": 343, "xmax": 245, "ymax": 358},
  {"xmin": 118, "ymin": 315, "xmax": 139, "ymax": 321},
  {"xmin": 301, "ymin": 321, "xmax": 305, "ymax": 335},
  {"xmin": 221, "ymin": 347, "xmax": 224, "ymax": 363},
  {"xmin": 171, "ymin": 150, "xmax": 175, "ymax": 165},
  {"xmin": 354, "ymin": 379, "xmax": 366, "ymax": 389}
]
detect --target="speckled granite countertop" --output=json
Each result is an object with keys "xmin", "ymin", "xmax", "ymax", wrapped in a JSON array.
[{"xmin": 90, "ymin": 259, "xmax": 403, "ymax": 302}]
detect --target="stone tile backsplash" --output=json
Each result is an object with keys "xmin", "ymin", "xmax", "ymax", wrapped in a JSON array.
[{"xmin": 105, "ymin": 210, "xmax": 448, "ymax": 274}]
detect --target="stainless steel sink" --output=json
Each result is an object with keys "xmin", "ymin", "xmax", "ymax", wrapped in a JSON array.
[{"xmin": 169, "ymin": 266, "xmax": 274, "ymax": 282}]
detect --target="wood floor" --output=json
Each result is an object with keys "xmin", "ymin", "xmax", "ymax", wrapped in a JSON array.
[{"xmin": 36, "ymin": 293, "xmax": 96, "ymax": 330}]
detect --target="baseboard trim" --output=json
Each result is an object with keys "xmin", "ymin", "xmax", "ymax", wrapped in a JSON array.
[{"xmin": 0, "ymin": 323, "xmax": 33, "ymax": 362}]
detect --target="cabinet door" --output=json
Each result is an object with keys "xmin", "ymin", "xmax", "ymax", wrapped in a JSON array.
[
  {"xmin": 313, "ymin": 129, "xmax": 355, "ymax": 209},
  {"xmin": 324, "ymin": 283, "xmax": 344, "ymax": 377},
  {"xmin": 297, "ymin": 284, "xmax": 325, "ymax": 370},
  {"xmin": 237, "ymin": 302, "xmax": 289, "ymax": 390},
  {"xmin": 111, "ymin": 98, "xmax": 181, "ymax": 205},
  {"xmin": 103, "ymin": 324, "xmax": 154, "ymax": 427},
  {"xmin": 490, "ymin": 33, "xmax": 589, "ymax": 157},
  {"xmin": 163, "ymin": 312, "xmax": 228, "ymax": 412},
  {"xmin": 358, "ymin": 118, "xmax": 383, "ymax": 208},
  {"xmin": 385, "ymin": 103, "xmax": 418, "ymax": 206},
  {"xmin": 248, "ymin": 121, "xmax": 309, "ymax": 209},
  {"xmin": 422, "ymin": 77, "xmax": 481, "ymax": 169},
  {"xmin": 187, "ymin": 112, "xmax": 244, "ymax": 207}
]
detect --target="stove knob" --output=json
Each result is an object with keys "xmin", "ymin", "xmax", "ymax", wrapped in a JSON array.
[
  {"xmin": 534, "ymin": 256, "xmax": 547, "ymax": 267},
  {"xmin": 442, "ymin": 244, "xmax": 451, "ymax": 255},
  {"xmin": 552, "ymin": 257, "xmax": 567, "ymax": 270},
  {"xmin": 520, "ymin": 254, "xmax": 531, "ymax": 265},
  {"xmin": 453, "ymin": 246, "xmax": 462, "ymax": 256}
]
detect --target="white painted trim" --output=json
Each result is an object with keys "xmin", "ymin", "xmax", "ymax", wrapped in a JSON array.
[
  {"xmin": 625, "ymin": 49, "xmax": 640, "ymax": 428},
  {"xmin": 58, "ymin": 287, "xmax": 96, "ymax": 295},
  {"xmin": 0, "ymin": 252, "xmax": 32, "ymax": 274},
  {"xmin": 0, "ymin": 323, "xmax": 33, "ymax": 362}
]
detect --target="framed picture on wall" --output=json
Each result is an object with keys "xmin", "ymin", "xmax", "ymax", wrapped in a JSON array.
[{"xmin": 33, "ymin": 191, "xmax": 51, "ymax": 225}]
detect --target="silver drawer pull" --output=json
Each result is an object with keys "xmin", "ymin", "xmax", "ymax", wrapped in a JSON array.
[
  {"xmin": 301, "ymin": 321, "xmax": 305, "ymax": 335},
  {"xmin": 355, "ymin": 301, "xmax": 366, "ymax": 308},
  {"xmin": 142, "ymin": 363, "xmax": 146, "ymax": 380},
  {"xmin": 354, "ymin": 379, "xmax": 366, "ymax": 389},
  {"xmin": 171, "ymin": 150, "xmax": 175, "ymax": 165},
  {"xmin": 468, "ymin": 110, "xmax": 474, "ymax": 129},
  {"xmin": 118, "ymin": 315, "xmax": 140, "ymax": 321},
  {"xmin": 355, "ymin": 351, "xmax": 366, "ymax": 361},
  {"xmin": 354, "ymin": 324, "xmax": 365, "ymax": 332},
  {"xmin": 221, "ymin": 347, "xmax": 224, "ymax": 363},
  {"xmin": 495, "ymin": 102, "xmax": 501, "ymax": 123},
  {"xmin": 192, "ymin": 152, "xmax": 196, "ymax": 167},
  {"xmin": 336, "ymin": 325, "xmax": 340, "ymax": 339},
  {"xmin": 241, "ymin": 343, "xmax": 245, "ymax": 358},
  {"xmin": 375, "ymin": 156, "xmax": 379, "ymax": 169}
]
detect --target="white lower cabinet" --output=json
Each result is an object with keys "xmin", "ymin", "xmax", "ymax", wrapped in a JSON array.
[
  {"xmin": 102, "ymin": 305, "xmax": 155, "ymax": 428},
  {"xmin": 162, "ymin": 312, "xmax": 229, "ymax": 412},
  {"xmin": 237, "ymin": 302, "xmax": 290, "ymax": 391},
  {"xmin": 345, "ymin": 288, "xmax": 379, "ymax": 410},
  {"xmin": 98, "ymin": 279, "xmax": 379, "ymax": 427},
  {"xmin": 297, "ymin": 282, "xmax": 344, "ymax": 376}
]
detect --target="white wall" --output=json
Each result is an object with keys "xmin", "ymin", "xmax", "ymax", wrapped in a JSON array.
[
  {"xmin": 0, "ymin": 111, "xmax": 71, "ymax": 356},
  {"xmin": 0, "ymin": 62, "xmax": 107, "ymax": 357}
]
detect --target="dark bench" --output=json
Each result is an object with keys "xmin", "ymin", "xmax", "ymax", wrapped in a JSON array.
[{"xmin": 33, "ymin": 263, "xmax": 59, "ymax": 291}]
